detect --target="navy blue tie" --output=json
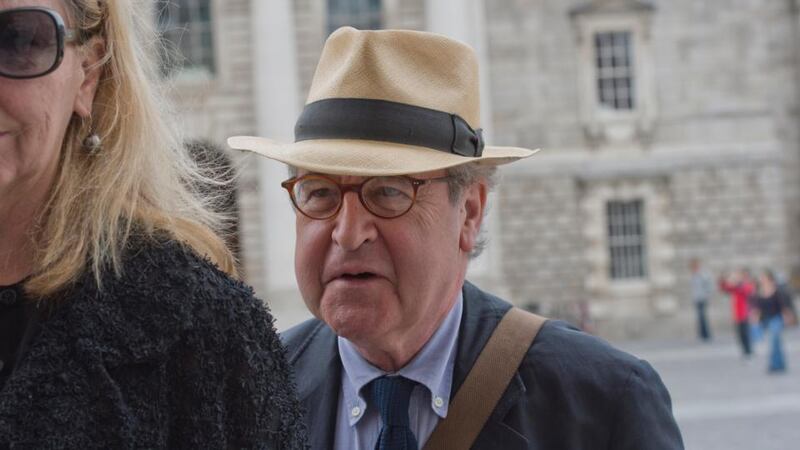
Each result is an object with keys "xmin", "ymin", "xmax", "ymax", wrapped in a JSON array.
[{"xmin": 370, "ymin": 376, "xmax": 418, "ymax": 450}]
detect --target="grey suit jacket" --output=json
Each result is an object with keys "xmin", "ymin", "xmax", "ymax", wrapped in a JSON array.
[{"xmin": 282, "ymin": 281, "xmax": 684, "ymax": 449}]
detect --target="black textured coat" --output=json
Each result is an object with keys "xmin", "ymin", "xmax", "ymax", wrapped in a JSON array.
[{"xmin": 0, "ymin": 238, "xmax": 308, "ymax": 449}]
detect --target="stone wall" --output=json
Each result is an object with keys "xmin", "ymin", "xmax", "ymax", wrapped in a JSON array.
[{"xmin": 498, "ymin": 175, "xmax": 587, "ymax": 310}]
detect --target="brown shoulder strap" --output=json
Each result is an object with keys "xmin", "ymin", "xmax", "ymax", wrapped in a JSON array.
[{"xmin": 423, "ymin": 307, "xmax": 547, "ymax": 450}]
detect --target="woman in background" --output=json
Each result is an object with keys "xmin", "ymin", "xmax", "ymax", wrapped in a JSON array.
[
  {"xmin": 0, "ymin": 1, "xmax": 306, "ymax": 447},
  {"xmin": 753, "ymin": 270, "xmax": 793, "ymax": 373}
]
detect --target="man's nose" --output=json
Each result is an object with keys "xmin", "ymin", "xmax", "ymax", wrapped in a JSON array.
[
  {"xmin": 331, "ymin": 192, "xmax": 378, "ymax": 251},
  {"xmin": 332, "ymin": 192, "xmax": 378, "ymax": 251}
]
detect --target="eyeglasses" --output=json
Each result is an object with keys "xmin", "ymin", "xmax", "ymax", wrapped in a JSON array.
[
  {"xmin": 281, "ymin": 174, "xmax": 451, "ymax": 220},
  {"xmin": 0, "ymin": 7, "xmax": 80, "ymax": 79}
]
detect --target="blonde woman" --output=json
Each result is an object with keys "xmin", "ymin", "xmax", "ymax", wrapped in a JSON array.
[{"xmin": 0, "ymin": 1, "xmax": 306, "ymax": 448}]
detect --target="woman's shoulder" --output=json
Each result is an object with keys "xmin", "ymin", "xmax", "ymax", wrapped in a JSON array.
[
  {"xmin": 116, "ymin": 235, "xmax": 251, "ymax": 299},
  {"xmin": 100, "ymin": 236, "xmax": 256, "ymax": 308},
  {"xmin": 55, "ymin": 236, "xmax": 274, "ymax": 360}
]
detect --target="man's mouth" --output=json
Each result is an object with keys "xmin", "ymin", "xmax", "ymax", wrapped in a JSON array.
[
  {"xmin": 324, "ymin": 263, "xmax": 385, "ymax": 284},
  {"xmin": 338, "ymin": 272, "xmax": 378, "ymax": 280}
]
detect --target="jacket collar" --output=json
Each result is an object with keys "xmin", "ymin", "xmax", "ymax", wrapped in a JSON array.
[{"xmin": 289, "ymin": 321, "xmax": 341, "ymax": 450}]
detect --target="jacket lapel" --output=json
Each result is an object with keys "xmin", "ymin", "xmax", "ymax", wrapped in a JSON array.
[
  {"xmin": 449, "ymin": 282, "xmax": 529, "ymax": 450},
  {"xmin": 289, "ymin": 322, "xmax": 341, "ymax": 450}
]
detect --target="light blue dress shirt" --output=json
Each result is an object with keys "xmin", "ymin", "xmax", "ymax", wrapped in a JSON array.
[{"xmin": 333, "ymin": 293, "xmax": 463, "ymax": 450}]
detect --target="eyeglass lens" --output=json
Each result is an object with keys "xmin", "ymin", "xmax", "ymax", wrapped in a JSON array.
[
  {"xmin": 0, "ymin": 9, "xmax": 59, "ymax": 78},
  {"xmin": 291, "ymin": 176, "xmax": 417, "ymax": 218}
]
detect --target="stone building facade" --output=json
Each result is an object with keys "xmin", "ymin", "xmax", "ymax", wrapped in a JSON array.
[
  {"xmin": 486, "ymin": 0, "xmax": 800, "ymax": 338},
  {"xmin": 165, "ymin": 0, "xmax": 800, "ymax": 338}
]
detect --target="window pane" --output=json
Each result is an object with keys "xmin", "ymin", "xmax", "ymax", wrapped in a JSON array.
[
  {"xmin": 328, "ymin": 0, "xmax": 383, "ymax": 35},
  {"xmin": 157, "ymin": 0, "xmax": 215, "ymax": 76},
  {"xmin": 594, "ymin": 31, "xmax": 635, "ymax": 111},
  {"xmin": 198, "ymin": 1, "xmax": 211, "ymax": 21},
  {"xmin": 607, "ymin": 200, "xmax": 647, "ymax": 279},
  {"xmin": 178, "ymin": 2, "xmax": 191, "ymax": 23}
]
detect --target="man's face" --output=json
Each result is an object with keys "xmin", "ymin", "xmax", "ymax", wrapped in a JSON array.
[{"xmin": 293, "ymin": 169, "xmax": 485, "ymax": 350}]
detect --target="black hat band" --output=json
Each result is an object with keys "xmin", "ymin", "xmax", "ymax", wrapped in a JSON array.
[{"xmin": 294, "ymin": 98, "xmax": 484, "ymax": 158}]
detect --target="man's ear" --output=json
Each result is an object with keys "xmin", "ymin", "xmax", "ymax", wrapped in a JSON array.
[
  {"xmin": 459, "ymin": 180, "xmax": 488, "ymax": 254},
  {"xmin": 73, "ymin": 37, "xmax": 106, "ymax": 118}
]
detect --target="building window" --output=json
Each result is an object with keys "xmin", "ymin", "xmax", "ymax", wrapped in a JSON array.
[
  {"xmin": 157, "ymin": 0, "xmax": 215, "ymax": 76},
  {"xmin": 594, "ymin": 31, "xmax": 634, "ymax": 110},
  {"xmin": 327, "ymin": 0, "xmax": 382, "ymax": 35},
  {"xmin": 569, "ymin": 1, "xmax": 656, "ymax": 144},
  {"xmin": 607, "ymin": 200, "xmax": 647, "ymax": 279}
]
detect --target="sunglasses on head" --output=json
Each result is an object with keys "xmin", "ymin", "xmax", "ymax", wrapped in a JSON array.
[{"xmin": 0, "ymin": 7, "xmax": 80, "ymax": 79}]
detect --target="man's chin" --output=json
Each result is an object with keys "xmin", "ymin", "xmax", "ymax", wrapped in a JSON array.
[
  {"xmin": 318, "ymin": 285, "xmax": 396, "ymax": 335},
  {"xmin": 322, "ymin": 305, "xmax": 388, "ymax": 341}
]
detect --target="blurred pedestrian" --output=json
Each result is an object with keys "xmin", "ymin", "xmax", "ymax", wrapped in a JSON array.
[
  {"xmin": 719, "ymin": 269, "xmax": 755, "ymax": 358},
  {"xmin": 690, "ymin": 258, "xmax": 714, "ymax": 341},
  {"xmin": 778, "ymin": 270, "xmax": 798, "ymax": 329},
  {"xmin": 752, "ymin": 270, "xmax": 795, "ymax": 373}
]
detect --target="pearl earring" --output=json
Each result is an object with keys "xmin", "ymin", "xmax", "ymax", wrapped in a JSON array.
[{"xmin": 83, "ymin": 132, "xmax": 102, "ymax": 155}]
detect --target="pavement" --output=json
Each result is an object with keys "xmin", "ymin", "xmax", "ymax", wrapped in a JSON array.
[{"xmin": 616, "ymin": 327, "xmax": 800, "ymax": 450}]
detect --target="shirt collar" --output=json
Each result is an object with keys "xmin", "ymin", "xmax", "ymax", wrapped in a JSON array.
[{"xmin": 338, "ymin": 291, "xmax": 463, "ymax": 425}]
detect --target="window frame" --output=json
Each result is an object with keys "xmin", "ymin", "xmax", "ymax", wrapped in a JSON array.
[
  {"xmin": 606, "ymin": 199, "xmax": 648, "ymax": 280},
  {"xmin": 326, "ymin": 0, "xmax": 383, "ymax": 36},
  {"xmin": 156, "ymin": 0, "xmax": 217, "ymax": 80},
  {"xmin": 594, "ymin": 30, "xmax": 635, "ymax": 112},
  {"xmin": 570, "ymin": 3, "xmax": 656, "ymax": 145}
]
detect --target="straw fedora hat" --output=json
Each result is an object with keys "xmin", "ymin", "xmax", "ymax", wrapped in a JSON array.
[{"xmin": 228, "ymin": 27, "xmax": 538, "ymax": 176}]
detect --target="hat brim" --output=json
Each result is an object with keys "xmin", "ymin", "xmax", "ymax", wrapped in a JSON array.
[{"xmin": 227, "ymin": 136, "xmax": 539, "ymax": 176}]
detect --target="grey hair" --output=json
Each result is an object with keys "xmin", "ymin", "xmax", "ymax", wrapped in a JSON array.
[
  {"xmin": 286, "ymin": 162, "xmax": 498, "ymax": 258},
  {"xmin": 444, "ymin": 163, "xmax": 497, "ymax": 259}
]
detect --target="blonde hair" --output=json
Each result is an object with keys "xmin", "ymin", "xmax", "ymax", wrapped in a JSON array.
[{"xmin": 26, "ymin": 0, "xmax": 237, "ymax": 297}]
